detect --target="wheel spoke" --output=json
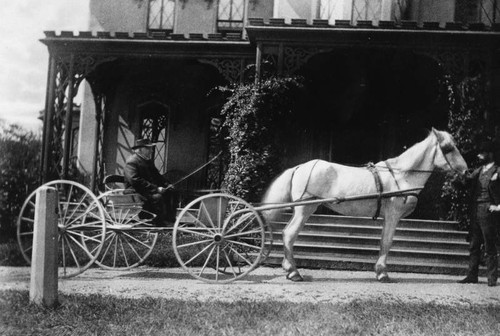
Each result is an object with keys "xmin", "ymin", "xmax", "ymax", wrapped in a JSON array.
[
  {"xmin": 99, "ymin": 232, "xmax": 117, "ymax": 263},
  {"xmin": 226, "ymin": 244, "xmax": 253, "ymax": 267},
  {"xmin": 225, "ymin": 238, "xmax": 261, "ymax": 251},
  {"xmin": 183, "ymin": 209, "xmax": 214, "ymax": 232},
  {"xmin": 123, "ymin": 235, "xmax": 143, "ymax": 260},
  {"xmin": 121, "ymin": 230, "xmax": 152, "ymax": 249},
  {"xmin": 198, "ymin": 244, "xmax": 216, "ymax": 278},
  {"xmin": 224, "ymin": 229, "xmax": 262, "ymax": 239},
  {"xmin": 67, "ymin": 229, "xmax": 103, "ymax": 244},
  {"xmin": 177, "ymin": 227, "xmax": 214, "ymax": 239},
  {"xmin": 184, "ymin": 242, "xmax": 215, "ymax": 266},
  {"xmin": 63, "ymin": 234, "xmax": 81, "ymax": 270},
  {"xmin": 66, "ymin": 231, "xmax": 95, "ymax": 259},
  {"xmin": 177, "ymin": 238, "xmax": 213, "ymax": 249},
  {"xmin": 223, "ymin": 250, "xmax": 238, "ymax": 276},
  {"xmin": 61, "ymin": 184, "xmax": 75, "ymax": 221},
  {"xmin": 119, "ymin": 238, "xmax": 129, "ymax": 268},
  {"xmin": 225, "ymin": 212, "xmax": 255, "ymax": 234}
]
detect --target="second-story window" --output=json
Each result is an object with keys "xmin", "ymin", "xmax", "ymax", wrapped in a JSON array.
[
  {"xmin": 351, "ymin": 0, "xmax": 382, "ymax": 23},
  {"xmin": 148, "ymin": 0, "xmax": 176, "ymax": 32},
  {"xmin": 319, "ymin": 0, "xmax": 383, "ymax": 24},
  {"xmin": 217, "ymin": 0, "xmax": 245, "ymax": 32}
]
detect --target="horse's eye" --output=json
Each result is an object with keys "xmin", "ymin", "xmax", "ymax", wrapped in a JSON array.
[{"xmin": 441, "ymin": 145, "xmax": 454, "ymax": 155}]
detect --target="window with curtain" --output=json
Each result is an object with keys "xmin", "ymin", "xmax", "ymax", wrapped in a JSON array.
[
  {"xmin": 148, "ymin": 0, "xmax": 176, "ymax": 31},
  {"xmin": 319, "ymin": 0, "xmax": 383, "ymax": 24},
  {"xmin": 217, "ymin": 0, "xmax": 245, "ymax": 32}
]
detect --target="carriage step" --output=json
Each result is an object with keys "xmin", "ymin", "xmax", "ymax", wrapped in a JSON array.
[{"xmin": 263, "ymin": 252, "xmax": 470, "ymax": 275}]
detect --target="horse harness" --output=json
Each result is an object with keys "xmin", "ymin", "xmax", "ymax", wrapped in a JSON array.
[
  {"xmin": 366, "ymin": 161, "xmax": 422, "ymax": 220},
  {"xmin": 366, "ymin": 163, "xmax": 384, "ymax": 220}
]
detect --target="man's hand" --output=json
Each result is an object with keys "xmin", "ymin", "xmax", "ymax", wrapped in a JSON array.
[
  {"xmin": 488, "ymin": 205, "xmax": 500, "ymax": 212},
  {"xmin": 158, "ymin": 185, "xmax": 174, "ymax": 194}
]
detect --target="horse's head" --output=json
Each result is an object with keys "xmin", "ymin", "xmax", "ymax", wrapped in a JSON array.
[{"xmin": 431, "ymin": 128, "xmax": 468, "ymax": 174}]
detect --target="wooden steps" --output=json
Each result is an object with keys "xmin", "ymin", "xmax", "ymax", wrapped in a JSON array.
[{"xmin": 264, "ymin": 213, "xmax": 472, "ymax": 275}]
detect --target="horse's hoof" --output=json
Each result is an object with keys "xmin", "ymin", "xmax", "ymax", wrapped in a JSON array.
[
  {"xmin": 376, "ymin": 273, "xmax": 391, "ymax": 283},
  {"xmin": 286, "ymin": 272, "xmax": 304, "ymax": 282}
]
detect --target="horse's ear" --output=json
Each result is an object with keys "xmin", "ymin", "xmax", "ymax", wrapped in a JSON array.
[{"xmin": 432, "ymin": 128, "xmax": 444, "ymax": 143}]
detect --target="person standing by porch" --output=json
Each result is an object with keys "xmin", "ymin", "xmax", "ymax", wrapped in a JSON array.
[
  {"xmin": 124, "ymin": 139, "xmax": 174, "ymax": 226},
  {"xmin": 458, "ymin": 141, "xmax": 500, "ymax": 287}
]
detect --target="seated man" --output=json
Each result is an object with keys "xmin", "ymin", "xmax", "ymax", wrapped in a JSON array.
[{"xmin": 124, "ymin": 139, "xmax": 175, "ymax": 226}]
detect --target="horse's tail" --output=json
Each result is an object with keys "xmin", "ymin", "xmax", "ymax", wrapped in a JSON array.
[{"xmin": 261, "ymin": 167, "xmax": 296, "ymax": 221}]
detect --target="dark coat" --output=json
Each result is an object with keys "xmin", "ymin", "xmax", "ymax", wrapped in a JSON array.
[
  {"xmin": 468, "ymin": 164, "xmax": 500, "ymax": 206},
  {"xmin": 124, "ymin": 153, "xmax": 166, "ymax": 198}
]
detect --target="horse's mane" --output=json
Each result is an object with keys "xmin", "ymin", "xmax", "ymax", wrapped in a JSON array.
[{"xmin": 384, "ymin": 128, "xmax": 455, "ymax": 167}]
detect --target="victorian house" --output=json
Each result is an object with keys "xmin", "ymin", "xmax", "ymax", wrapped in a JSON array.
[{"xmin": 40, "ymin": 0, "xmax": 500, "ymax": 194}]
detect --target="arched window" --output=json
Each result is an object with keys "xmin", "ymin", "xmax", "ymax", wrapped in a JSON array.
[{"xmin": 139, "ymin": 102, "xmax": 170, "ymax": 174}]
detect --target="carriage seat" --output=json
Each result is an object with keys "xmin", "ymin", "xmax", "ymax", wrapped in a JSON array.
[{"xmin": 103, "ymin": 174, "xmax": 144, "ymax": 208}]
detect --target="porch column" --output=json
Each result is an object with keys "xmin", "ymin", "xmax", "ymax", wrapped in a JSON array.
[
  {"xmin": 255, "ymin": 42, "xmax": 262, "ymax": 84},
  {"xmin": 41, "ymin": 55, "xmax": 57, "ymax": 183},
  {"xmin": 77, "ymin": 81, "xmax": 98, "ymax": 188},
  {"xmin": 62, "ymin": 54, "xmax": 75, "ymax": 180}
]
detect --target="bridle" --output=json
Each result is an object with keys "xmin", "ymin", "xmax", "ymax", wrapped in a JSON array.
[{"xmin": 432, "ymin": 130, "xmax": 463, "ymax": 175}]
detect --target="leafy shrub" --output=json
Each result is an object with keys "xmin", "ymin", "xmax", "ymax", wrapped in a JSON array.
[
  {"xmin": 220, "ymin": 77, "xmax": 304, "ymax": 202},
  {"xmin": 441, "ymin": 74, "xmax": 491, "ymax": 230},
  {"xmin": 0, "ymin": 122, "xmax": 41, "ymax": 242}
]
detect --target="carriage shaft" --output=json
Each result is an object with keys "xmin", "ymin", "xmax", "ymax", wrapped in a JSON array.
[{"xmin": 253, "ymin": 187, "xmax": 424, "ymax": 213}]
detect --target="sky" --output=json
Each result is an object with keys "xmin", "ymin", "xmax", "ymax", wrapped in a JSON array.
[{"xmin": 0, "ymin": 1, "xmax": 90, "ymax": 132}]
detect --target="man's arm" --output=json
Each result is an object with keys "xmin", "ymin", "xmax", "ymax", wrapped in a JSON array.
[
  {"xmin": 124, "ymin": 158, "xmax": 160, "ymax": 196},
  {"xmin": 488, "ymin": 167, "xmax": 500, "ymax": 211}
]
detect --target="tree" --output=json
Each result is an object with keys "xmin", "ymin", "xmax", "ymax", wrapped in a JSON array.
[{"xmin": 0, "ymin": 121, "xmax": 42, "ymax": 241}]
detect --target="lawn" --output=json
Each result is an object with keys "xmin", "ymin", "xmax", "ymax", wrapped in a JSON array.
[{"xmin": 1, "ymin": 290, "xmax": 499, "ymax": 336}]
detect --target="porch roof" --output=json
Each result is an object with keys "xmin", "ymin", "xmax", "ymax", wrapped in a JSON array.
[
  {"xmin": 245, "ymin": 18, "xmax": 500, "ymax": 50},
  {"xmin": 40, "ymin": 31, "xmax": 254, "ymax": 58}
]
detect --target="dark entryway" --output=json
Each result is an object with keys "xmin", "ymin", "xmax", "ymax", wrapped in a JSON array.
[{"xmin": 283, "ymin": 49, "xmax": 448, "ymax": 167}]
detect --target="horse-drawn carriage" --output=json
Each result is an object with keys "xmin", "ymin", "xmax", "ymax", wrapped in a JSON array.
[{"xmin": 17, "ymin": 129, "xmax": 467, "ymax": 283}]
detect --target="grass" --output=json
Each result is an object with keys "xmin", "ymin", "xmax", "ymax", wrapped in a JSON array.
[
  {"xmin": 1, "ymin": 290, "xmax": 499, "ymax": 336},
  {"xmin": 0, "ymin": 240, "xmax": 27, "ymax": 267},
  {"xmin": 0, "ymin": 233, "xmax": 180, "ymax": 268}
]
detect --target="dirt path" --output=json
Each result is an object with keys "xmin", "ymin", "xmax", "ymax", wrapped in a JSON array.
[{"xmin": 1, "ymin": 266, "xmax": 499, "ymax": 305}]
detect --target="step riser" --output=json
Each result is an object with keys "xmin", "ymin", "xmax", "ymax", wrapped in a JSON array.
[
  {"xmin": 263, "ymin": 255, "xmax": 469, "ymax": 276},
  {"xmin": 270, "ymin": 225, "xmax": 467, "ymax": 241},
  {"xmin": 269, "ymin": 244, "xmax": 469, "ymax": 263},
  {"xmin": 274, "ymin": 214, "xmax": 461, "ymax": 231},
  {"xmin": 270, "ymin": 235, "xmax": 469, "ymax": 251}
]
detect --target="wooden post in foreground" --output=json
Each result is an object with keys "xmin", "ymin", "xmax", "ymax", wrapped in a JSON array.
[{"xmin": 30, "ymin": 186, "xmax": 58, "ymax": 307}]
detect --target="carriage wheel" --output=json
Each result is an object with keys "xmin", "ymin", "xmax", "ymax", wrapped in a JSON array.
[
  {"xmin": 17, "ymin": 180, "xmax": 106, "ymax": 278},
  {"xmin": 93, "ymin": 189, "xmax": 158, "ymax": 270},
  {"xmin": 173, "ymin": 193, "xmax": 269, "ymax": 283}
]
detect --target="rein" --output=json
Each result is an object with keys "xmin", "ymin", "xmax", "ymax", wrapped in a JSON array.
[{"xmin": 171, "ymin": 151, "xmax": 223, "ymax": 187}]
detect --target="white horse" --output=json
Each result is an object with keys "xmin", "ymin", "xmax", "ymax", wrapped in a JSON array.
[{"xmin": 262, "ymin": 128, "xmax": 468, "ymax": 282}]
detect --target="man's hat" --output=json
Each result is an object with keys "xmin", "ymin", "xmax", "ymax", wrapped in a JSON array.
[
  {"xmin": 478, "ymin": 140, "xmax": 496, "ymax": 153},
  {"xmin": 132, "ymin": 139, "xmax": 156, "ymax": 149}
]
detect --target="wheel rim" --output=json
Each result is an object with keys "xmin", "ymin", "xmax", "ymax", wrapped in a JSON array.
[
  {"xmin": 94, "ymin": 189, "xmax": 158, "ymax": 270},
  {"xmin": 17, "ymin": 180, "xmax": 106, "ymax": 278},
  {"xmin": 173, "ymin": 193, "xmax": 266, "ymax": 283}
]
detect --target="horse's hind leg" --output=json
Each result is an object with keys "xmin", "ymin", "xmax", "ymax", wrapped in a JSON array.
[
  {"xmin": 375, "ymin": 213, "xmax": 401, "ymax": 282},
  {"xmin": 282, "ymin": 204, "xmax": 317, "ymax": 281}
]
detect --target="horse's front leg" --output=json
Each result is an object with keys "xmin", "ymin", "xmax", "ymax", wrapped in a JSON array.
[
  {"xmin": 375, "ymin": 213, "xmax": 401, "ymax": 282},
  {"xmin": 282, "ymin": 204, "xmax": 317, "ymax": 282}
]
